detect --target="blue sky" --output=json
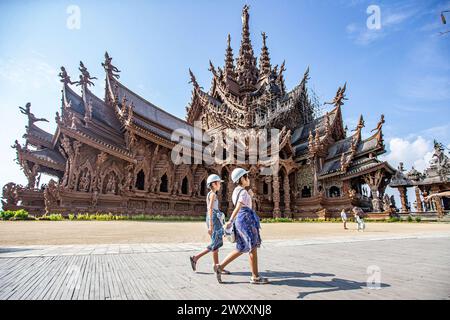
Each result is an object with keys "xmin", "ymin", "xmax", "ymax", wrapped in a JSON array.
[{"xmin": 0, "ymin": 0, "xmax": 449, "ymax": 205}]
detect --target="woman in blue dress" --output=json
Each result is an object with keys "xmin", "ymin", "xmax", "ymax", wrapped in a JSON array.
[
  {"xmin": 190, "ymin": 174, "xmax": 231, "ymax": 275},
  {"xmin": 214, "ymin": 168, "xmax": 269, "ymax": 284}
]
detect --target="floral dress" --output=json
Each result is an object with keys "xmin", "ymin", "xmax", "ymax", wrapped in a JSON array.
[
  {"xmin": 205, "ymin": 191, "xmax": 225, "ymax": 251},
  {"xmin": 232, "ymin": 187, "xmax": 262, "ymax": 253}
]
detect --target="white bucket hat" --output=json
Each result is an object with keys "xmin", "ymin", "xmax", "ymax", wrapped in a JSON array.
[{"xmin": 231, "ymin": 168, "xmax": 249, "ymax": 184}]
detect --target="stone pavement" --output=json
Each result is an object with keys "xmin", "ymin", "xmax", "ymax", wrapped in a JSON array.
[{"xmin": 1, "ymin": 233, "xmax": 449, "ymax": 300}]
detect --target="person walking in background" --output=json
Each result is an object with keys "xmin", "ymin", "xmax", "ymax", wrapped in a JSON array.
[
  {"xmin": 190, "ymin": 174, "xmax": 231, "ymax": 275},
  {"xmin": 353, "ymin": 206, "xmax": 366, "ymax": 232},
  {"xmin": 341, "ymin": 209, "xmax": 348, "ymax": 230},
  {"xmin": 214, "ymin": 168, "xmax": 268, "ymax": 285}
]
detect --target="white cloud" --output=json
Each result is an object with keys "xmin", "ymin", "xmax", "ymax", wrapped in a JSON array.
[
  {"xmin": 0, "ymin": 55, "xmax": 59, "ymax": 89},
  {"xmin": 382, "ymin": 136, "xmax": 434, "ymax": 172}
]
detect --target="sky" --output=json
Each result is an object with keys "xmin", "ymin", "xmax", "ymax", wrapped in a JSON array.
[{"xmin": 0, "ymin": 0, "xmax": 449, "ymax": 206}]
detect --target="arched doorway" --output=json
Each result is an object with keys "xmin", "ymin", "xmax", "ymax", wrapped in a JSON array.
[
  {"xmin": 160, "ymin": 174, "xmax": 168, "ymax": 193},
  {"xmin": 181, "ymin": 176, "xmax": 189, "ymax": 195},
  {"xmin": 135, "ymin": 170, "xmax": 145, "ymax": 191}
]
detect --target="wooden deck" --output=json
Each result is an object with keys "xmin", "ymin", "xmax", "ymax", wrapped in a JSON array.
[{"xmin": 1, "ymin": 234, "xmax": 450, "ymax": 300}]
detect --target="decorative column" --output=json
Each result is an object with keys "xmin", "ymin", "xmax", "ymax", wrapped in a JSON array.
[
  {"xmin": 283, "ymin": 172, "xmax": 291, "ymax": 217},
  {"xmin": 399, "ymin": 186, "xmax": 409, "ymax": 213},
  {"xmin": 272, "ymin": 174, "xmax": 281, "ymax": 218},
  {"xmin": 415, "ymin": 187, "xmax": 423, "ymax": 212},
  {"xmin": 431, "ymin": 186, "xmax": 444, "ymax": 218}
]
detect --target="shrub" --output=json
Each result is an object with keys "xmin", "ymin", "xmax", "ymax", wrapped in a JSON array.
[
  {"xmin": 48, "ymin": 214, "xmax": 64, "ymax": 221},
  {"xmin": 0, "ymin": 210, "xmax": 16, "ymax": 220},
  {"xmin": 76, "ymin": 213, "xmax": 90, "ymax": 220},
  {"xmin": 415, "ymin": 217, "xmax": 422, "ymax": 223},
  {"xmin": 14, "ymin": 209, "xmax": 29, "ymax": 220},
  {"xmin": 407, "ymin": 215, "xmax": 413, "ymax": 222},
  {"xmin": 68, "ymin": 214, "xmax": 75, "ymax": 221},
  {"xmin": 388, "ymin": 217, "xmax": 401, "ymax": 223}
]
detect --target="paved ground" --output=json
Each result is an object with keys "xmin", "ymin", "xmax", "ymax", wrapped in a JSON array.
[
  {"xmin": 1, "ymin": 232, "xmax": 449, "ymax": 300},
  {"xmin": 1, "ymin": 220, "xmax": 450, "ymax": 245}
]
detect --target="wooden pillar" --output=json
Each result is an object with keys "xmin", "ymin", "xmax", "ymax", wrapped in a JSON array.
[
  {"xmin": 431, "ymin": 186, "xmax": 444, "ymax": 218},
  {"xmin": 415, "ymin": 187, "xmax": 423, "ymax": 212},
  {"xmin": 283, "ymin": 172, "xmax": 291, "ymax": 216},
  {"xmin": 399, "ymin": 186, "xmax": 409, "ymax": 213},
  {"xmin": 272, "ymin": 174, "xmax": 281, "ymax": 218}
]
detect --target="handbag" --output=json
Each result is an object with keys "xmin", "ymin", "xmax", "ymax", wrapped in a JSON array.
[{"xmin": 224, "ymin": 188, "xmax": 244, "ymax": 243}]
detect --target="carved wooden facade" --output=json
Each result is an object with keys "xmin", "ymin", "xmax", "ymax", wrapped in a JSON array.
[{"xmin": 3, "ymin": 6, "xmax": 395, "ymax": 218}]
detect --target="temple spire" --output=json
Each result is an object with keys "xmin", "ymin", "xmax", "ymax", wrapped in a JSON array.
[
  {"xmin": 259, "ymin": 32, "xmax": 271, "ymax": 76},
  {"xmin": 236, "ymin": 5, "xmax": 258, "ymax": 91},
  {"xmin": 224, "ymin": 34, "xmax": 236, "ymax": 79}
]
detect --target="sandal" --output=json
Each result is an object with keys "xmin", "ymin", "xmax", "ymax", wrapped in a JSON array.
[
  {"xmin": 190, "ymin": 256, "xmax": 197, "ymax": 272},
  {"xmin": 221, "ymin": 269, "xmax": 231, "ymax": 275},
  {"xmin": 214, "ymin": 264, "xmax": 223, "ymax": 284},
  {"xmin": 250, "ymin": 276, "xmax": 269, "ymax": 285}
]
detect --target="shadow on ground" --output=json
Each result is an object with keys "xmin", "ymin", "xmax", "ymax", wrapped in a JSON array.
[
  {"xmin": 203, "ymin": 270, "xmax": 390, "ymax": 299},
  {"xmin": 0, "ymin": 247, "xmax": 35, "ymax": 254}
]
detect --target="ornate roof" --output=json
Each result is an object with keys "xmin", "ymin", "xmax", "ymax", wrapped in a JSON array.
[{"xmin": 186, "ymin": 5, "xmax": 312, "ymax": 132}]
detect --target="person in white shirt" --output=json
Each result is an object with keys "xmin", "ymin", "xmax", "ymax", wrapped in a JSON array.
[
  {"xmin": 214, "ymin": 168, "xmax": 268, "ymax": 285},
  {"xmin": 340, "ymin": 209, "xmax": 348, "ymax": 230}
]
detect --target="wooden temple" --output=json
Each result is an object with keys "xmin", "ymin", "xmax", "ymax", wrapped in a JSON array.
[
  {"xmin": 3, "ymin": 6, "xmax": 395, "ymax": 218},
  {"xmin": 390, "ymin": 141, "xmax": 450, "ymax": 217}
]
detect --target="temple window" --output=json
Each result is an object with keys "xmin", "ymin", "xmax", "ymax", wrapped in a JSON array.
[
  {"xmin": 200, "ymin": 179, "xmax": 207, "ymax": 196},
  {"xmin": 329, "ymin": 186, "xmax": 341, "ymax": 198},
  {"xmin": 301, "ymin": 186, "xmax": 312, "ymax": 198},
  {"xmin": 181, "ymin": 176, "xmax": 189, "ymax": 195},
  {"xmin": 135, "ymin": 170, "xmax": 145, "ymax": 191},
  {"xmin": 160, "ymin": 174, "xmax": 169, "ymax": 193},
  {"xmin": 263, "ymin": 182, "xmax": 269, "ymax": 195}
]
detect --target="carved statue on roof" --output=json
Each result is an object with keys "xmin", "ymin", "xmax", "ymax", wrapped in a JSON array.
[
  {"xmin": 188, "ymin": 69, "xmax": 200, "ymax": 89},
  {"xmin": 102, "ymin": 52, "xmax": 121, "ymax": 79},
  {"xmin": 19, "ymin": 102, "xmax": 49, "ymax": 127},
  {"xmin": 324, "ymin": 83, "xmax": 347, "ymax": 107},
  {"xmin": 59, "ymin": 66, "xmax": 75, "ymax": 85},
  {"xmin": 371, "ymin": 114, "xmax": 385, "ymax": 132},
  {"xmin": 430, "ymin": 140, "xmax": 449, "ymax": 169},
  {"xmin": 75, "ymin": 61, "xmax": 97, "ymax": 87}
]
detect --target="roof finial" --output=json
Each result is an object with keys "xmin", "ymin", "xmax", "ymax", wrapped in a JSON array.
[
  {"xmin": 102, "ymin": 51, "xmax": 121, "ymax": 79},
  {"xmin": 259, "ymin": 32, "xmax": 271, "ymax": 76},
  {"xmin": 188, "ymin": 68, "xmax": 199, "ymax": 89},
  {"xmin": 59, "ymin": 66, "xmax": 74, "ymax": 85},
  {"xmin": 236, "ymin": 5, "xmax": 259, "ymax": 90},
  {"xmin": 224, "ymin": 34, "xmax": 236, "ymax": 79},
  {"xmin": 75, "ymin": 61, "xmax": 97, "ymax": 87}
]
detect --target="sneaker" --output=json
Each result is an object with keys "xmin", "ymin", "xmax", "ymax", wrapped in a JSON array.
[
  {"xmin": 190, "ymin": 256, "xmax": 197, "ymax": 272},
  {"xmin": 250, "ymin": 276, "xmax": 269, "ymax": 285},
  {"xmin": 214, "ymin": 264, "xmax": 223, "ymax": 284}
]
